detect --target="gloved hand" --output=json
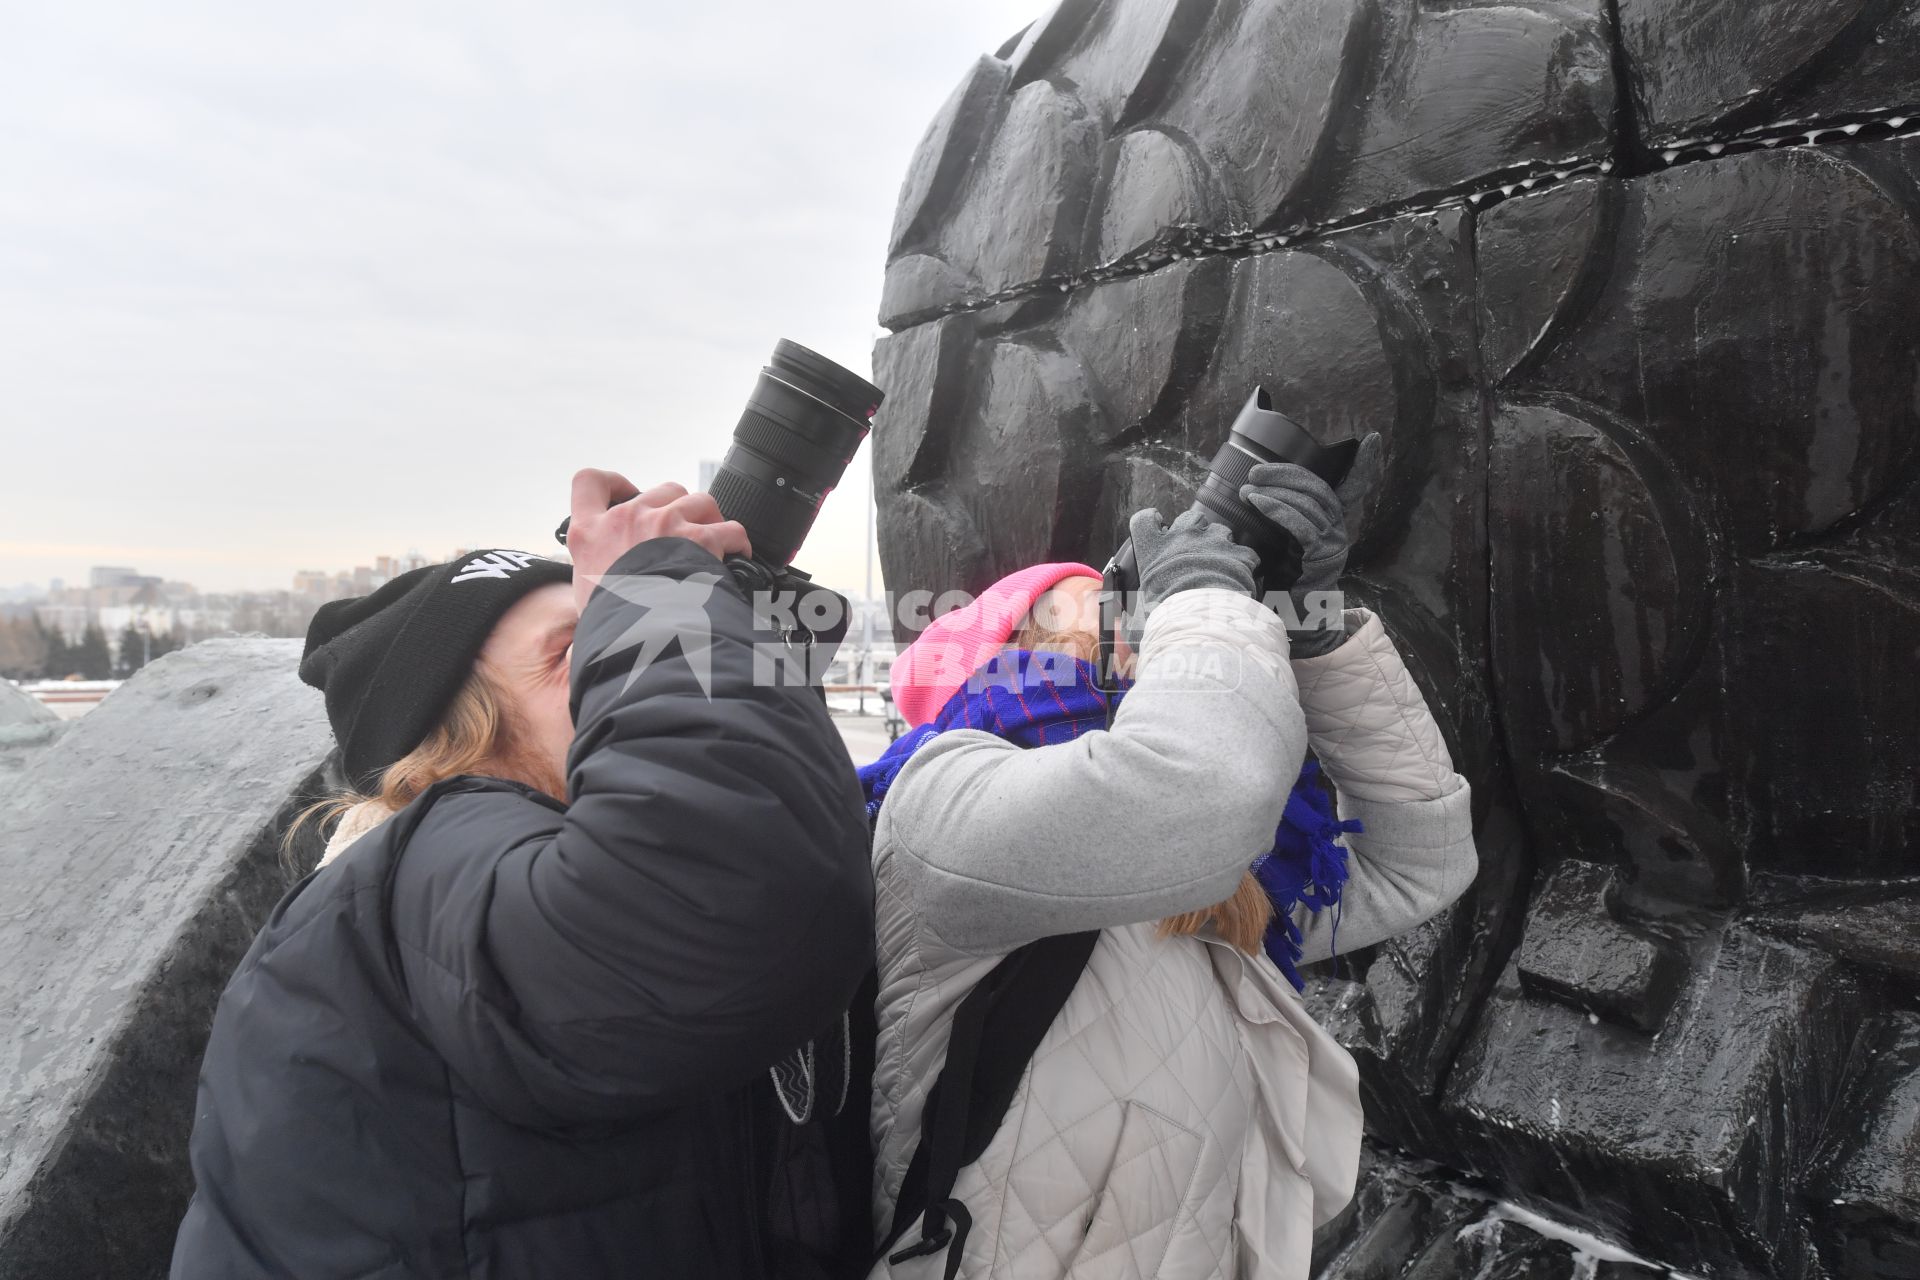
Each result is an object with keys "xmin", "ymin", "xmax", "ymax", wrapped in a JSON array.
[
  {"xmin": 1241, "ymin": 432, "xmax": 1384, "ymax": 656},
  {"xmin": 1127, "ymin": 507, "xmax": 1258, "ymax": 610}
]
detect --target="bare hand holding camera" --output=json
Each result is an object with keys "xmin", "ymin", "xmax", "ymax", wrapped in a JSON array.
[{"xmin": 565, "ymin": 470, "xmax": 750, "ymax": 615}]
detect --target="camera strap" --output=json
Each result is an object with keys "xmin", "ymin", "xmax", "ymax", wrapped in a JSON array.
[
  {"xmin": 875, "ymin": 929, "xmax": 1100, "ymax": 1277},
  {"xmin": 1096, "ymin": 563, "xmax": 1126, "ymax": 729}
]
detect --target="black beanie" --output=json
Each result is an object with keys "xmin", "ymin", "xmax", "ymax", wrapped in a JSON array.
[{"xmin": 298, "ymin": 550, "xmax": 574, "ymax": 787}]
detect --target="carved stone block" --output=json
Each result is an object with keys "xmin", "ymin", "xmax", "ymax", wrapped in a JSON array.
[
  {"xmin": 0, "ymin": 641, "xmax": 334, "ymax": 1279},
  {"xmin": 1811, "ymin": 1012, "xmax": 1920, "ymax": 1279},
  {"xmin": 1512, "ymin": 862, "xmax": 1687, "ymax": 1033}
]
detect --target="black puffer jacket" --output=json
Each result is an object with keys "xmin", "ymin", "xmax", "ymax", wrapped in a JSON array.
[{"xmin": 171, "ymin": 538, "xmax": 874, "ymax": 1278}]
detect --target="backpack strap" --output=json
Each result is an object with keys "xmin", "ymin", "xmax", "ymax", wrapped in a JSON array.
[{"xmin": 876, "ymin": 930, "xmax": 1100, "ymax": 1277}]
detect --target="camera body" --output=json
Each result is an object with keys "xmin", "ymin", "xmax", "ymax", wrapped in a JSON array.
[{"xmin": 726, "ymin": 556, "xmax": 852, "ymax": 684}]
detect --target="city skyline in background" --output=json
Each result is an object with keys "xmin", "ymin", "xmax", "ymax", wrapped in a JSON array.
[
  {"xmin": 0, "ymin": 453, "xmax": 886, "ymax": 604},
  {"xmin": 0, "ymin": 542, "xmax": 903, "ymax": 685},
  {"xmin": 0, "ymin": 436, "xmax": 888, "ymax": 599},
  {"xmin": 0, "ymin": 2, "xmax": 1045, "ymax": 599}
]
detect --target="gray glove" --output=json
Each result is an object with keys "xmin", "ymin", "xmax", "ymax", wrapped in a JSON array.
[
  {"xmin": 1127, "ymin": 507, "xmax": 1258, "ymax": 610},
  {"xmin": 1241, "ymin": 432, "xmax": 1384, "ymax": 656}
]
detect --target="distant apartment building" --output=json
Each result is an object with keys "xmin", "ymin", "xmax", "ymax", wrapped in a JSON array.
[
  {"xmin": 29, "ymin": 551, "xmax": 469, "ymax": 654},
  {"xmin": 171, "ymin": 605, "xmax": 235, "ymax": 635},
  {"xmin": 97, "ymin": 605, "xmax": 175, "ymax": 658},
  {"xmin": 295, "ymin": 563, "xmax": 391, "ymax": 601},
  {"xmin": 74, "ymin": 566, "xmax": 164, "ymax": 608},
  {"xmin": 89, "ymin": 566, "xmax": 141, "ymax": 590},
  {"xmin": 33, "ymin": 603, "xmax": 91, "ymax": 644}
]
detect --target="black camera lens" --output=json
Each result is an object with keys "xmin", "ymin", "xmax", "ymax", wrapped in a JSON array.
[
  {"xmin": 1189, "ymin": 387, "xmax": 1360, "ymax": 590},
  {"xmin": 1192, "ymin": 444, "xmax": 1303, "ymax": 589},
  {"xmin": 707, "ymin": 341, "xmax": 884, "ymax": 568},
  {"xmin": 1101, "ymin": 387, "xmax": 1360, "ymax": 602},
  {"xmin": 1223, "ymin": 386, "xmax": 1361, "ymax": 485},
  {"xmin": 767, "ymin": 339, "xmax": 883, "ymax": 423}
]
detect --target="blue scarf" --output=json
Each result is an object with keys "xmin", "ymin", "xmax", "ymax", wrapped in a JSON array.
[{"xmin": 859, "ymin": 649, "xmax": 1360, "ymax": 989}]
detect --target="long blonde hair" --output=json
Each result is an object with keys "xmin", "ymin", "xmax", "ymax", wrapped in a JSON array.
[
  {"xmin": 1013, "ymin": 596, "xmax": 1274, "ymax": 956},
  {"xmin": 287, "ymin": 662, "xmax": 542, "ymax": 867}
]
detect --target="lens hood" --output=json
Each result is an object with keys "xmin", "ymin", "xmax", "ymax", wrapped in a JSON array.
[
  {"xmin": 1228, "ymin": 387, "xmax": 1361, "ymax": 488},
  {"xmin": 770, "ymin": 339, "xmax": 883, "ymax": 426}
]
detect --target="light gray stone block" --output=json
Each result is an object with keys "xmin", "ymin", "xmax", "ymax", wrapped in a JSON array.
[{"xmin": 0, "ymin": 640, "xmax": 334, "ymax": 1280}]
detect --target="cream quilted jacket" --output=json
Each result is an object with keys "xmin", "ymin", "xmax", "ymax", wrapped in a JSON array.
[{"xmin": 868, "ymin": 592, "xmax": 1476, "ymax": 1279}]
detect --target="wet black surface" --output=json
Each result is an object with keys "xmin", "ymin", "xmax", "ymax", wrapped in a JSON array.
[
  {"xmin": 877, "ymin": 2, "xmax": 1920, "ymax": 1275},
  {"xmin": 1449, "ymin": 926, "xmax": 1866, "ymax": 1275},
  {"xmin": 1513, "ymin": 861, "xmax": 1688, "ymax": 1033},
  {"xmin": 1751, "ymin": 890, "xmax": 1920, "ymax": 982},
  {"xmin": 1810, "ymin": 1011, "xmax": 1920, "ymax": 1280},
  {"xmin": 1311, "ymin": 1148, "xmax": 1675, "ymax": 1280},
  {"xmin": 1619, "ymin": 0, "xmax": 1920, "ymax": 145}
]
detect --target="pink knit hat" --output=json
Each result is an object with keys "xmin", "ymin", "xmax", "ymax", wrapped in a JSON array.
[{"xmin": 890, "ymin": 562, "xmax": 1102, "ymax": 727}]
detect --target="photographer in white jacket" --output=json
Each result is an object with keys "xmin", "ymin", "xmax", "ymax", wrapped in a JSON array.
[{"xmin": 859, "ymin": 453, "xmax": 1477, "ymax": 1280}]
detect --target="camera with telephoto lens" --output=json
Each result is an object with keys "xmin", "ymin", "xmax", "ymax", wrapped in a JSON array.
[
  {"xmin": 1104, "ymin": 386, "xmax": 1360, "ymax": 598},
  {"xmin": 706, "ymin": 339, "xmax": 884, "ymax": 584},
  {"xmin": 557, "ymin": 339, "xmax": 884, "ymax": 675},
  {"xmin": 704, "ymin": 341, "xmax": 882, "ymax": 672},
  {"xmin": 1098, "ymin": 387, "xmax": 1360, "ymax": 691}
]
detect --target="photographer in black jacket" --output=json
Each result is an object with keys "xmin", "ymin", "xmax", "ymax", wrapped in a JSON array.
[{"xmin": 171, "ymin": 470, "xmax": 875, "ymax": 1279}]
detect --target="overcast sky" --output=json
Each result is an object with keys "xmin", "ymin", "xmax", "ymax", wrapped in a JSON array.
[{"xmin": 0, "ymin": 1, "xmax": 1044, "ymax": 595}]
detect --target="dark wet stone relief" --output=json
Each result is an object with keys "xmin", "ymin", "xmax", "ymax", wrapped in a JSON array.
[{"xmin": 876, "ymin": 2, "xmax": 1920, "ymax": 1274}]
